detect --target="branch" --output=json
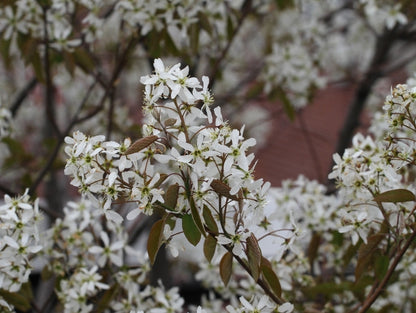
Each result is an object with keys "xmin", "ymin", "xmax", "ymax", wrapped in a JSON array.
[
  {"xmin": 327, "ymin": 30, "xmax": 397, "ymax": 188},
  {"xmin": 298, "ymin": 111, "xmax": 324, "ymax": 182},
  {"xmin": 28, "ymin": 82, "xmax": 97, "ymax": 199},
  {"xmin": 208, "ymin": 0, "xmax": 253, "ymax": 89},
  {"xmin": 42, "ymin": 5, "xmax": 61, "ymax": 138},
  {"xmin": 226, "ymin": 245, "xmax": 285, "ymax": 306},
  {"xmin": 10, "ymin": 77, "xmax": 38, "ymax": 117},
  {"xmin": 357, "ymin": 228, "xmax": 416, "ymax": 313}
]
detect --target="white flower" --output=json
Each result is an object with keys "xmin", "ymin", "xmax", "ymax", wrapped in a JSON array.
[
  {"xmin": 89, "ymin": 231, "xmax": 124, "ymax": 267},
  {"xmin": 278, "ymin": 302, "xmax": 294, "ymax": 313}
]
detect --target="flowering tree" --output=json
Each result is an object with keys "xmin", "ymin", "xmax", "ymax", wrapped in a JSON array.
[{"xmin": 2, "ymin": 0, "xmax": 416, "ymax": 312}]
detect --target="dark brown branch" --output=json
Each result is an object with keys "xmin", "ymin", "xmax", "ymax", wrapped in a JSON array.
[
  {"xmin": 28, "ymin": 36, "xmax": 138, "ymax": 204},
  {"xmin": 42, "ymin": 5, "xmax": 61, "ymax": 138},
  {"xmin": 298, "ymin": 111, "xmax": 324, "ymax": 182},
  {"xmin": 327, "ymin": 30, "xmax": 398, "ymax": 190},
  {"xmin": 28, "ymin": 82, "xmax": 97, "ymax": 199},
  {"xmin": 334, "ymin": 31, "xmax": 395, "ymax": 156},
  {"xmin": 225, "ymin": 245, "xmax": 285, "ymax": 306},
  {"xmin": 357, "ymin": 228, "xmax": 416, "ymax": 313},
  {"xmin": 208, "ymin": 0, "xmax": 253, "ymax": 89},
  {"xmin": 10, "ymin": 77, "xmax": 38, "ymax": 117}
]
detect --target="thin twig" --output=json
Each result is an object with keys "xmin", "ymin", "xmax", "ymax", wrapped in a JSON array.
[
  {"xmin": 42, "ymin": 5, "xmax": 61, "ymax": 138},
  {"xmin": 357, "ymin": 228, "xmax": 416, "ymax": 313},
  {"xmin": 28, "ymin": 82, "xmax": 97, "ymax": 199},
  {"xmin": 10, "ymin": 77, "xmax": 38, "ymax": 117},
  {"xmin": 209, "ymin": 0, "xmax": 253, "ymax": 89},
  {"xmin": 298, "ymin": 111, "xmax": 324, "ymax": 182}
]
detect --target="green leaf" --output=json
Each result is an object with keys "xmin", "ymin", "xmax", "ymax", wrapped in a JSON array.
[
  {"xmin": 226, "ymin": 15, "xmax": 234, "ymax": 41},
  {"xmin": 189, "ymin": 197, "xmax": 206, "ymax": 237},
  {"xmin": 355, "ymin": 233, "xmax": 384, "ymax": 281},
  {"xmin": 164, "ymin": 28, "xmax": 180, "ymax": 55},
  {"xmin": 96, "ymin": 283, "xmax": 119, "ymax": 313},
  {"xmin": 246, "ymin": 233, "xmax": 262, "ymax": 282},
  {"xmin": 268, "ymin": 86, "xmax": 295, "ymax": 121},
  {"xmin": 41, "ymin": 265, "xmax": 54, "ymax": 281},
  {"xmin": 147, "ymin": 218, "xmax": 166, "ymax": 265},
  {"xmin": 275, "ymin": 0, "xmax": 295, "ymax": 9},
  {"xmin": 220, "ymin": 251, "xmax": 233, "ymax": 286},
  {"xmin": 245, "ymin": 81, "xmax": 264, "ymax": 99},
  {"xmin": 197, "ymin": 11, "xmax": 212, "ymax": 35},
  {"xmin": 374, "ymin": 189, "xmax": 416, "ymax": 203},
  {"xmin": 260, "ymin": 257, "xmax": 282, "ymax": 298},
  {"xmin": 73, "ymin": 48, "xmax": 96, "ymax": 73},
  {"xmin": 182, "ymin": 213, "xmax": 201, "ymax": 246},
  {"xmin": 307, "ymin": 232, "xmax": 321, "ymax": 267},
  {"xmin": 203, "ymin": 205, "xmax": 219, "ymax": 235},
  {"xmin": 374, "ymin": 255, "xmax": 389, "ymax": 280},
  {"xmin": 189, "ymin": 23, "xmax": 200, "ymax": 54},
  {"xmin": 63, "ymin": 50, "xmax": 76, "ymax": 75},
  {"xmin": 0, "ymin": 283, "xmax": 32, "ymax": 311},
  {"xmin": 203, "ymin": 235, "xmax": 217, "ymax": 263},
  {"xmin": 164, "ymin": 184, "xmax": 179, "ymax": 211}
]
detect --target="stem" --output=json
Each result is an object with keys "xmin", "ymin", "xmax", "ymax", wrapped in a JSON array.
[
  {"xmin": 42, "ymin": 5, "xmax": 61, "ymax": 138},
  {"xmin": 225, "ymin": 245, "xmax": 285, "ymax": 305},
  {"xmin": 298, "ymin": 111, "xmax": 323, "ymax": 182},
  {"xmin": 328, "ymin": 30, "xmax": 397, "ymax": 188},
  {"xmin": 28, "ymin": 82, "xmax": 96, "ymax": 199},
  {"xmin": 357, "ymin": 227, "xmax": 416, "ymax": 313},
  {"xmin": 209, "ymin": 0, "xmax": 253, "ymax": 89},
  {"xmin": 10, "ymin": 77, "xmax": 38, "ymax": 117}
]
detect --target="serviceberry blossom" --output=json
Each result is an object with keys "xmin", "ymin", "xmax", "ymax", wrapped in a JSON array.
[
  {"xmin": 0, "ymin": 190, "xmax": 42, "ymax": 308},
  {"xmin": 64, "ymin": 59, "xmax": 273, "ymax": 260},
  {"xmin": 63, "ymin": 58, "xmax": 291, "ymax": 312}
]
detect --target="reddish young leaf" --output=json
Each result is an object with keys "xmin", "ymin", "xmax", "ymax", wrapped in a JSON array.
[
  {"xmin": 125, "ymin": 135, "xmax": 158, "ymax": 155},
  {"xmin": 147, "ymin": 218, "xmax": 166, "ymax": 265},
  {"xmin": 246, "ymin": 233, "xmax": 262, "ymax": 282},
  {"xmin": 210, "ymin": 179, "xmax": 239, "ymax": 201},
  {"xmin": 374, "ymin": 189, "xmax": 416, "ymax": 203},
  {"xmin": 220, "ymin": 251, "xmax": 233, "ymax": 286},
  {"xmin": 261, "ymin": 257, "xmax": 282, "ymax": 298},
  {"xmin": 307, "ymin": 232, "xmax": 321, "ymax": 268},
  {"xmin": 203, "ymin": 205, "xmax": 219, "ymax": 235},
  {"xmin": 96, "ymin": 283, "xmax": 120, "ymax": 313},
  {"xmin": 164, "ymin": 183, "xmax": 179, "ymax": 211},
  {"xmin": 355, "ymin": 233, "xmax": 384, "ymax": 281},
  {"xmin": 203, "ymin": 234, "xmax": 217, "ymax": 263}
]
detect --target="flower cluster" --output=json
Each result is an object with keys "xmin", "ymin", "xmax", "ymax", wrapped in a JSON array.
[
  {"xmin": 262, "ymin": 8, "xmax": 326, "ymax": 109},
  {"xmin": 42, "ymin": 198, "xmax": 189, "ymax": 313},
  {"xmin": 361, "ymin": 0, "xmax": 408, "ymax": 31},
  {"xmin": 62, "ymin": 58, "xmax": 290, "ymax": 312},
  {"xmin": 65, "ymin": 58, "xmax": 272, "ymax": 249},
  {"xmin": 0, "ymin": 190, "xmax": 42, "ymax": 310}
]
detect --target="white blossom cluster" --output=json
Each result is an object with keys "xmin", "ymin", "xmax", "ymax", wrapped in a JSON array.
[
  {"xmin": 360, "ymin": 0, "xmax": 408, "ymax": 32},
  {"xmin": 41, "ymin": 198, "xmax": 188, "ymax": 313},
  {"xmin": 328, "ymin": 132, "xmax": 405, "ymax": 244},
  {"xmin": 62, "ymin": 58, "xmax": 292, "ymax": 312},
  {"xmin": 0, "ymin": 0, "xmax": 269, "ymax": 56},
  {"xmin": 262, "ymin": 7, "xmax": 327, "ymax": 109},
  {"xmin": 328, "ymin": 83, "xmax": 416, "ymax": 268},
  {"xmin": 0, "ymin": 190, "xmax": 42, "ymax": 311},
  {"xmin": 65, "ymin": 58, "xmax": 272, "ymax": 248}
]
